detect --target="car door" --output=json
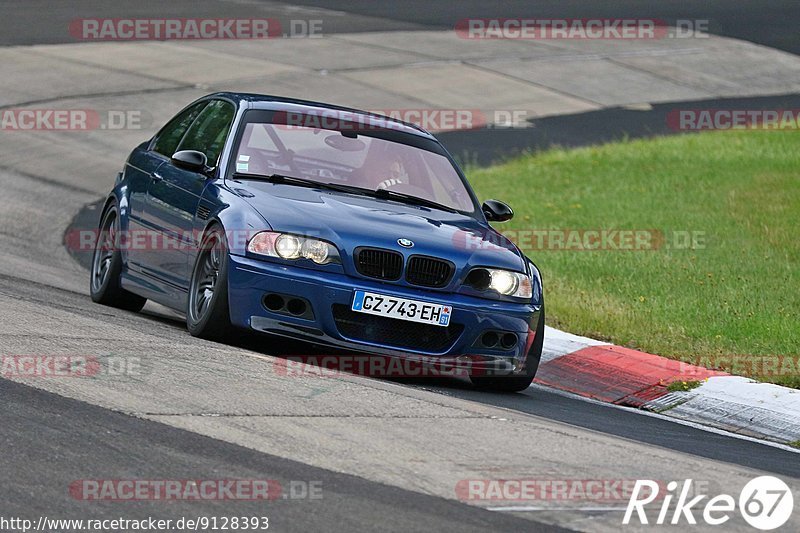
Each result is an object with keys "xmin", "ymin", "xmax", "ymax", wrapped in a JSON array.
[
  {"xmin": 129, "ymin": 101, "xmax": 208, "ymax": 273},
  {"xmin": 143, "ymin": 99, "xmax": 236, "ymax": 289},
  {"xmin": 124, "ymin": 146, "xmax": 167, "ymax": 272}
]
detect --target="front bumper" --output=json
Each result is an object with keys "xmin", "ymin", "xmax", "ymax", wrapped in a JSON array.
[{"xmin": 227, "ymin": 254, "xmax": 542, "ymax": 374}]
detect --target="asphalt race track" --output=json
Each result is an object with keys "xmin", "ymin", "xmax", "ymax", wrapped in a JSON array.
[
  {"xmin": 1, "ymin": 2, "xmax": 799, "ymax": 532},
  {"xmin": 1, "ymin": 378, "xmax": 555, "ymax": 533}
]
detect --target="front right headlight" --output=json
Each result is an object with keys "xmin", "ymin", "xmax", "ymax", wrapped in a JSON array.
[{"xmin": 465, "ymin": 267, "xmax": 532, "ymax": 299}]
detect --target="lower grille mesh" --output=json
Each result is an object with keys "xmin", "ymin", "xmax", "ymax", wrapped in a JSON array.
[{"xmin": 332, "ymin": 305, "xmax": 463, "ymax": 352}]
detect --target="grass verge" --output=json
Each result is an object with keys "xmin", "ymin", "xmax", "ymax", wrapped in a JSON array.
[
  {"xmin": 467, "ymin": 129, "xmax": 799, "ymax": 387},
  {"xmin": 666, "ymin": 380, "xmax": 702, "ymax": 393}
]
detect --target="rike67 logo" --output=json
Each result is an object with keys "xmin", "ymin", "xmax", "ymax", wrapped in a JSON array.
[{"xmin": 624, "ymin": 476, "xmax": 794, "ymax": 530}]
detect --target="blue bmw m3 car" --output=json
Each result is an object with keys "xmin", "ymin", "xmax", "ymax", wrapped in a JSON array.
[{"xmin": 90, "ymin": 92, "xmax": 544, "ymax": 392}]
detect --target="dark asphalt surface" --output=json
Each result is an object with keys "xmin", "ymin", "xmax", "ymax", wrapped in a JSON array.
[
  {"xmin": 0, "ymin": 377, "xmax": 564, "ymax": 533},
  {"xmin": 438, "ymin": 93, "xmax": 800, "ymax": 165},
  {"xmin": 289, "ymin": 0, "xmax": 800, "ymax": 55},
  {"xmin": 420, "ymin": 382, "xmax": 800, "ymax": 479}
]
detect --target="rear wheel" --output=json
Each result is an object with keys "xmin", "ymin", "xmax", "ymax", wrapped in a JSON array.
[
  {"xmin": 187, "ymin": 224, "xmax": 232, "ymax": 341},
  {"xmin": 89, "ymin": 204, "xmax": 147, "ymax": 312},
  {"xmin": 470, "ymin": 306, "xmax": 545, "ymax": 393}
]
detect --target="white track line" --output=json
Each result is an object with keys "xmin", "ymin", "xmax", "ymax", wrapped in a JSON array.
[
  {"xmin": 487, "ymin": 506, "xmax": 627, "ymax": 512},
  {"xmin": 528, "ymin": 383, "xmax": 800, "ymax": 455}
]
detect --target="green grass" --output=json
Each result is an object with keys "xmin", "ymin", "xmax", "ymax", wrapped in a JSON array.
[
  {"xmin": 666, "ymin": 380, "xmax": 702, "ymax": 393},
  {"xmin": 790, "ymin": 441, "xmax": 800, "ymax": 449},
  {"xmin": 466, "ymin": 130, "xmax": 800, "ymax": 387}
]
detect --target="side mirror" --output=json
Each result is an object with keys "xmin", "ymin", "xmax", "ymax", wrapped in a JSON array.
[
  {"xmin": 171, "ymin": 150, "xmax": 208, "ymax": 173},
  {"xmin": 482, "ymin": 199, "xmax": 514, "ymax": 222}
]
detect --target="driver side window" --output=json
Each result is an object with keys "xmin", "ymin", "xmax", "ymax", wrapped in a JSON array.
[
  {"xmin": 177, "ymin": 100, "xmax": 236, "ymax": 167},
  {"xmin": 152, "ymin": 102, "xmax": 208, "ymax": 158}
]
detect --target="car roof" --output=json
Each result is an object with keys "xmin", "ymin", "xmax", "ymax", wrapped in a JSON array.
[{"xmin": 207, "ymin": 92, "xmax": 436, "ymax": 139}]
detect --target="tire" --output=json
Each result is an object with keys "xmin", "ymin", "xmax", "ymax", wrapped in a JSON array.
[
  {"xmin": 470, "ymin": 306, "xmax": 545, "ymax": 393},
  {"xmin": 89, "ymin": 203, "xmax": 147, "ymax": 312},
  {"xmin": 187, "ymin": 224, "xmax": 232, "ymax": 341}
]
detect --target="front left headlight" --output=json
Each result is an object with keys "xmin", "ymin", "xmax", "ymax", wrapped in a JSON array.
[
  {"xmin": 248, "ymin": 231, "xmax": 340, "ymax": 265},
  {"xmin": 465, "ymin": 267, "xmax": 533, "ymax": 299}
]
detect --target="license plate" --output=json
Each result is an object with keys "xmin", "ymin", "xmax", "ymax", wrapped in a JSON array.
[{"xmin": 351, "ymin": 290, "xmax": 452, "ymax": 327}]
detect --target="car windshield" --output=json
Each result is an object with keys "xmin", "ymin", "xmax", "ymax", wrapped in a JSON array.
[{"xmin": 231, "ymin": 110, "xmax": 477, "ymax": 213}]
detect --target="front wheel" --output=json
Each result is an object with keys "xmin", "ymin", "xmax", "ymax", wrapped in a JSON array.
[
  {"xmin": 470, "ymin": 306, "xmax": 545, "ymax": 393},
  {"xmin": 187, "ymin": 224, "xmax": 232, "ymax": 341},
  {"xmin": 89, "ymin": 203, "xmax": 147, "ymax": 312}
]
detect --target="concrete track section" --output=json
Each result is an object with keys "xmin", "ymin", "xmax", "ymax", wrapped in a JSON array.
[
  {"xmin": 3, "ymin": 0, "xmax": 799, "ymax": 55},
  {"xmin": 2, "ymin": 29, "xmax": 799, "ymax": 126}
]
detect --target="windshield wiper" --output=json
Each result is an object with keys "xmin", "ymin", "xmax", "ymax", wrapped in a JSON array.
[
  {"xmin": 232, "ymin": 172, "xmax": 459, "ymax": 213},
  {"xmin": 232, "ymin": 172, "xmax": 355, "ymax": 194},
  {"xmin": 373, "ymin": 188, "xmax": 459, "ymax": 213}
]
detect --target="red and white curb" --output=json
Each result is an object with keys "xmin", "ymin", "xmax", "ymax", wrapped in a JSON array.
[{"xmin": 536, "ymin": 327, "xmax": 800, "ymax": 444}]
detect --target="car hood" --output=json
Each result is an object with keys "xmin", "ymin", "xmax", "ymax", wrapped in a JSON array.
[{"xmin": 234, "ymin": 182, "xmax": 527, "ymax": 273}]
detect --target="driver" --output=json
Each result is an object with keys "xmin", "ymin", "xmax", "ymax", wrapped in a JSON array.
[{"xmin": 376, "ymin": 156, "xmax": 409, "ymax": 190}]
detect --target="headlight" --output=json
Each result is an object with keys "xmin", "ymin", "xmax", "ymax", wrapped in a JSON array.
[
  {"xmin": 275, "ymin": 234, "xmax": 302, "ymax": 259},
  {"xmin": 302, "ymin": 239, "xmax": 330, "ymax": 264},
  {"xmin": 248, "ymin": 231, "xmax": 340, "ymax": 265},
  {"xmin": 465, "ymin": 267, "xmax": 532, "ymax": 299}
]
